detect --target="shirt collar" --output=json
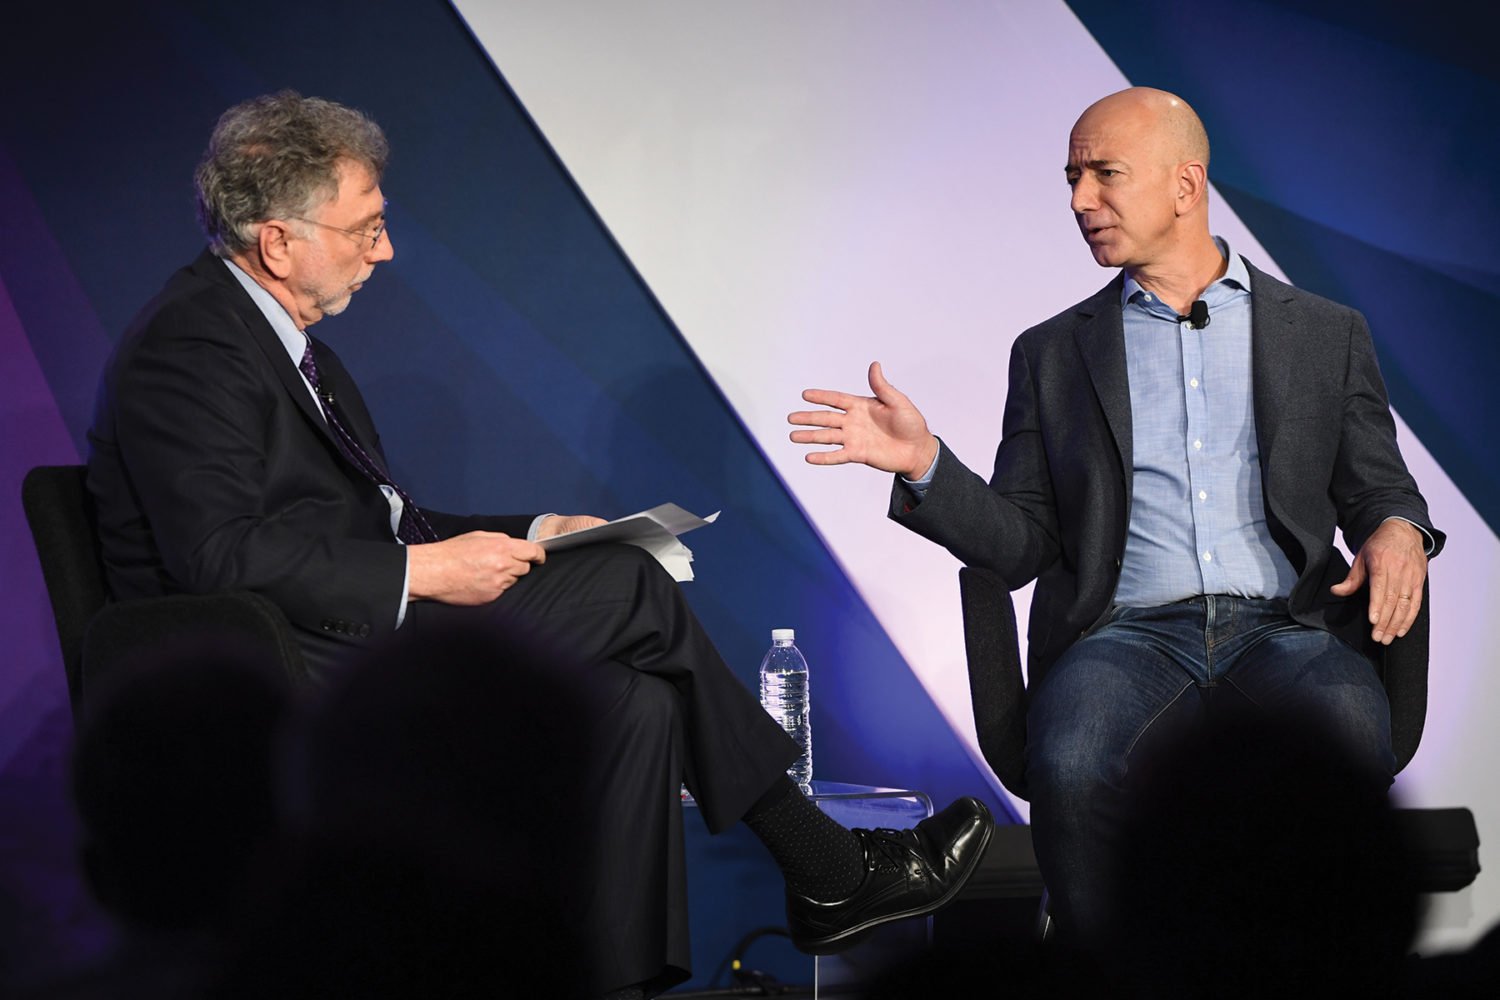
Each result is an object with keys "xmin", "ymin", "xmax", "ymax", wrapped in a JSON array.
[
  {"xmin": 221, "ymin": 256, "xmax": 310, "ymax": 365},
  {"xmin": 1121, "ymin": 235, "xmax": 1252, "ymax": 308}
]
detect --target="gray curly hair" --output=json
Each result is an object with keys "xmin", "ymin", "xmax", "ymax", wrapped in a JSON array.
[{"xmin": 195, "ymin": 91, "xmax": 388, "ymax": 258}]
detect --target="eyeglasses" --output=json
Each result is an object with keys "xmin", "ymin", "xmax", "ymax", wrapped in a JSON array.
[{"xmin": 288, "ymin": 200, "xmax": 388, "ymax": 251}]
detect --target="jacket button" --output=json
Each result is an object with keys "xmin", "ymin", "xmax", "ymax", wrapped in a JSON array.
[
  {"xmin": 358, "ymin": 624, "xmax": 371, "ymax": 638},
  {"xmin": 321, "ymin": 620, "xmax": 333, "ymax": 631}
]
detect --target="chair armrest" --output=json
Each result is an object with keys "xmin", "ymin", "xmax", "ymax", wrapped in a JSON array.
[
  {"xmin": 81, "ymin": 592, "xmax": 311, "ymax": 703},
  {"xmin": 959, "ymin": 566, "xmax": 1029, "ymax": 799},
  {"xmin": 1382, "ymin": 580, "xmax": 1430, "ymax": 775}
]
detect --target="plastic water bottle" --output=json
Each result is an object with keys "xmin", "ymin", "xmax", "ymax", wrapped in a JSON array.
[{"xmin": 759, "ymin": 628, "xmax": 812, "ymax": 789}]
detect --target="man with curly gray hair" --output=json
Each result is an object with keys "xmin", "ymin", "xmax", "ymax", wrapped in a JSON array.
[
  {"xmin": 195, "ymin": 91, "xmax": 389, "ymax": 261},
  {"xmin": 86, "ymin": 92, "xmax": 993, "ymax": 997}
]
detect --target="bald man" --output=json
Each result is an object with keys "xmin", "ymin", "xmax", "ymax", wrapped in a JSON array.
[{"xmin": 790, "ymin": 88, "xmax": 1441, "ymax": 946}]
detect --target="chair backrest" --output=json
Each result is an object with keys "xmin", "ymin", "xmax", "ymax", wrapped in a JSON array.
[
  {"xmin": 958, "ymin": 566, "xmax": 1029, "ymax": 800},
  {"xmin": 22, "ymin": 464, "xmax": 109, "ymax": 711}
]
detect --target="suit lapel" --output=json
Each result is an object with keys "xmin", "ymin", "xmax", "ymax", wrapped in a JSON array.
[
  {"xmin": 1247, "ymin": 261, "xmax": 1297, "ymax": 462},
  {"xmin": 191, "ymin": 251, "xmax": 337, "ymax": 442},
  {"xmin": 1073, "ymin": 279, "xmax": 1132, "ymax": 483}
]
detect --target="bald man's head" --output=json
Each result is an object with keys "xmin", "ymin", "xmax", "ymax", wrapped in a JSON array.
[
  {"xmin": 1065, "ymin": 87, "xmax": 1215, "ymax": 273},
  {"xmin": 1075, "ymin": 87, "xmax": 1210, "ymax": 170}
]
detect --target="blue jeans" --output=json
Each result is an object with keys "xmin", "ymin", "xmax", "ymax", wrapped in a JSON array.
[{"xmin": 1025, "ymin": 596, "xmax": 1394, "ymax": 947}]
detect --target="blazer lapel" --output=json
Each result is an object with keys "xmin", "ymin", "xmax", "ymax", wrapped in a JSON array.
[
  {"xmin": 1247, "ymin": 261, "xmax": 1297, "ymax": 462},
  {"xmin": 192, "ymin": 251, "xmax": 337, "ymax": 441},
  {"xmin": 1073, "ymin": 279, "xmax": 1133, "ymax": 485}
]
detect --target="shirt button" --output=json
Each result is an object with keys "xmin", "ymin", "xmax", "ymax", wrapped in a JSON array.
[
  {"xmin": 1143, "ymin": 293, "xmax": 1154, "ymax": 302},
  {"xmin": 1198, "ymin": 490, "xmax": 1208, "ymax": 500},
  {"xmin": 1194, "ymin": 439, "xmax": 1203, "ymax": 450},
  {"xmin": 1202, "ymin": 551, "xmax": 1213, "ymax": 562},
  {"xmin": 1190, "ymin": 378, "xmax": 1200, "ymax": 388}
]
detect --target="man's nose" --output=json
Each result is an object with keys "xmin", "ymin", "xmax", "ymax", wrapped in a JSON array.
[
  {"xmin": 1070, "ymin": 176, "xmax": 1097, "ymax": 216},
  {"xmin": 368, "ymin": 227, "xmax": 394, "ymax": 263}
]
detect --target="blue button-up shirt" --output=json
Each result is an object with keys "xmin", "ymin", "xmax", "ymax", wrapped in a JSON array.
[{"xmin": 1114, "ymin": 239, "xmax": 1298, "ymax": 605}]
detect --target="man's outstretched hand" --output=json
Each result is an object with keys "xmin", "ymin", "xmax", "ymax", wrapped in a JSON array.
[
  {"xmin": 1330, "ymin": 518, "xmax": 1429, "ymax": 645},
  {"xmin": 789, "ymin": 362, "xmax": 939, "ymax": 480}
]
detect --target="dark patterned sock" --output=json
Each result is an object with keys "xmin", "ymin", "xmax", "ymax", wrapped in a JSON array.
[{"xmin": 742, "ymin": 776, "xmax": 865, "ymax": 902}]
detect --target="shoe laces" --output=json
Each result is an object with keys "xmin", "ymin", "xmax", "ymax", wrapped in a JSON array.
[{"xmin": 860, "ymin": 827, "xmax": 924, "ymax": 873}]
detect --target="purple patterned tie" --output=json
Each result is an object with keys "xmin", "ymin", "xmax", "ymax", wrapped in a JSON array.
[{"xmin": 298, "ymin": 341, "xmax": 438, "ymax": 544}]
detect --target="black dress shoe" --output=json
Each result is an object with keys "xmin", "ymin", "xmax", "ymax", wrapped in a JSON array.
[{"xmin": 786, "ymin": 796, "xmax": 994, "ymax": 954}]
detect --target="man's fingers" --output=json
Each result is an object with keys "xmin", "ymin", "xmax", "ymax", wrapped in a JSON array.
[
  {"xmin": 867, "ymin": 361, "xmax": 908, "ymax": 406},
  {"xmin": 1365, "ymin": 558, "xmax": 1425, "ymax": 644},
  {"xmin": 790, "ymin": 428, "xmax": 843, "ymax": 446},
  {"xmin": 1329, "ymin": 555, "xmax": 1366, "ymax": 596},
  {"xmin": 1369, "ymin": 584, "xmax": 1400, "ymax": 643},
  {"xmin": 1389, "ymin": 590, "xmax": 1417, "ymax": 640},
  {"xmin": 1383, "ymin": 569, "xmax": 1425, "ymax": 640},
  {"xmin": 801, "ymin": 388, "xmax": 859, "ymax": 411},
  {"xmin": 804, "ymin": 449, "xmax": 852, "ymax": 466},
  {"xmin": 788, "ymin": 408, "xmax": 846, "ymax": 428},
  {"xmin": 1363, "ymin": 549, "xmax": 1402, "ymax": 641}
]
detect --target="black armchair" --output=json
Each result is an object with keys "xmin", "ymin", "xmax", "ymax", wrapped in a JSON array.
[
  {"xmin": 957, "ymin": 565, "xmax": 1477, "ymax": 895},
  {"xmin": 22, "ymin": 464, "xmax": 308, "ymax": 714},
  {"xmin": 957, "ymin": 565, "xmax": 1432, "ymax": 790}
]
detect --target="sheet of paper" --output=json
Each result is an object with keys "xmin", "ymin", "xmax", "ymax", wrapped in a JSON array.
[{"xmin": 538, "ymin": 503, "xmax": 720, "ymax": 582}]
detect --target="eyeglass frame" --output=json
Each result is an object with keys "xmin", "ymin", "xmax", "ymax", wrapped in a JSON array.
[{"xmin": 286, "ymin": 199, "xmax": 388, "ymax": 251}]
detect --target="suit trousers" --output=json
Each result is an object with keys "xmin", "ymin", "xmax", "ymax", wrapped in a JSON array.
[
  {"xmin": 406, "ymin": 542, "xmax": 799, "ymax": 993},
  {"xmin": 1024, "ymin": 596, "xmax": 1394, "ymax": 950}
]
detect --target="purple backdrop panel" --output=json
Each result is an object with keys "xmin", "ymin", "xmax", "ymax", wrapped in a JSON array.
[{"xmin": 0, "ymin": 269, "xmax": 114, "ymax": 982}]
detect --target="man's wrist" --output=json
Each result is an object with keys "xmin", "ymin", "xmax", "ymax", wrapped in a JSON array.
[
  {"xmin": 1382, "ymin": 515, "xmax": 1434, "ymax": 555},
  {"xmin": 905, "ymin": 435, "xmax": 940, "ymax": 482}
]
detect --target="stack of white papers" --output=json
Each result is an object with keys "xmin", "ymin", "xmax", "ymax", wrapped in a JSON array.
[{"xmin": 537, "ymin": 503, "xmax": 720, "ymax": 582}]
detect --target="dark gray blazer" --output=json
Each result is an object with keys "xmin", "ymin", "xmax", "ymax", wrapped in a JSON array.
[{"xmin": 893, "ymin": 260, "xmax": 1443, "ymax": 692}]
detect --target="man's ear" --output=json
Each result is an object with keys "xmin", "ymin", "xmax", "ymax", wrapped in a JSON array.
[
  {"xmin": 1175, "ymin": 160, "xmax": 1208, "ymax": 216},
  {"xmin": 257, "ymin": 220, "xmax": 296, "ymax": 279}
]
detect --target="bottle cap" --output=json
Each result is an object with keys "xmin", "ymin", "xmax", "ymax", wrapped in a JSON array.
[{"xmin": 771, "ymin": 628, "xmax": 795, "ymax": 642}]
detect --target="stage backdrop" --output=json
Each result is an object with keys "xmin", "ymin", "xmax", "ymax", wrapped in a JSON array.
[
  {"xmin": 0, "ymin": 0, "xmax": 1493, "ymax": 989},
  {"xmin": 454, "ymin": 0, "xmax": 1498, "ymax": 954}
]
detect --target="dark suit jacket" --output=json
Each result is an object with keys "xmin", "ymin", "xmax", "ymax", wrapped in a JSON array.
[
  {"xmin": 894, "ymin": 260, "xmax": 1444, "ymax": 693},
  {"xmin": 88, "ymin": 250, "xmax": 536, "ymax": 672}
]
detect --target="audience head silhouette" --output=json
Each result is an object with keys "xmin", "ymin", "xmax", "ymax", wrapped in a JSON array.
[
  {"xmin": 210, "ymin": 621, "xmax": 602, "ymax": 998},
  {"xmin": 71, "ymin": 640, "xmax": 292, "ymax": 932}
]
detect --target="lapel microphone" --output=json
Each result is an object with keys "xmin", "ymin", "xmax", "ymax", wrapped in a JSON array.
[{"xmin": 1177, "ymin": 300, "xmax": 1211, "ymax": 330}]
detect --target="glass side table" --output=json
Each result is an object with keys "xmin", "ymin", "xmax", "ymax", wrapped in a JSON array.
[
  {"xmin": 805, "ymin": 781, "xmax": 933, "ymax": 998},
  {"xmin": 679, "ymin": 779, "xmax": 935, "ymax": 997}
]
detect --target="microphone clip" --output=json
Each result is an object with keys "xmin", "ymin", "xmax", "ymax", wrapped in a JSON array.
[{"xmin": 1177, "ymin": 300, "xmax": 1211, "ymax": 330}]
